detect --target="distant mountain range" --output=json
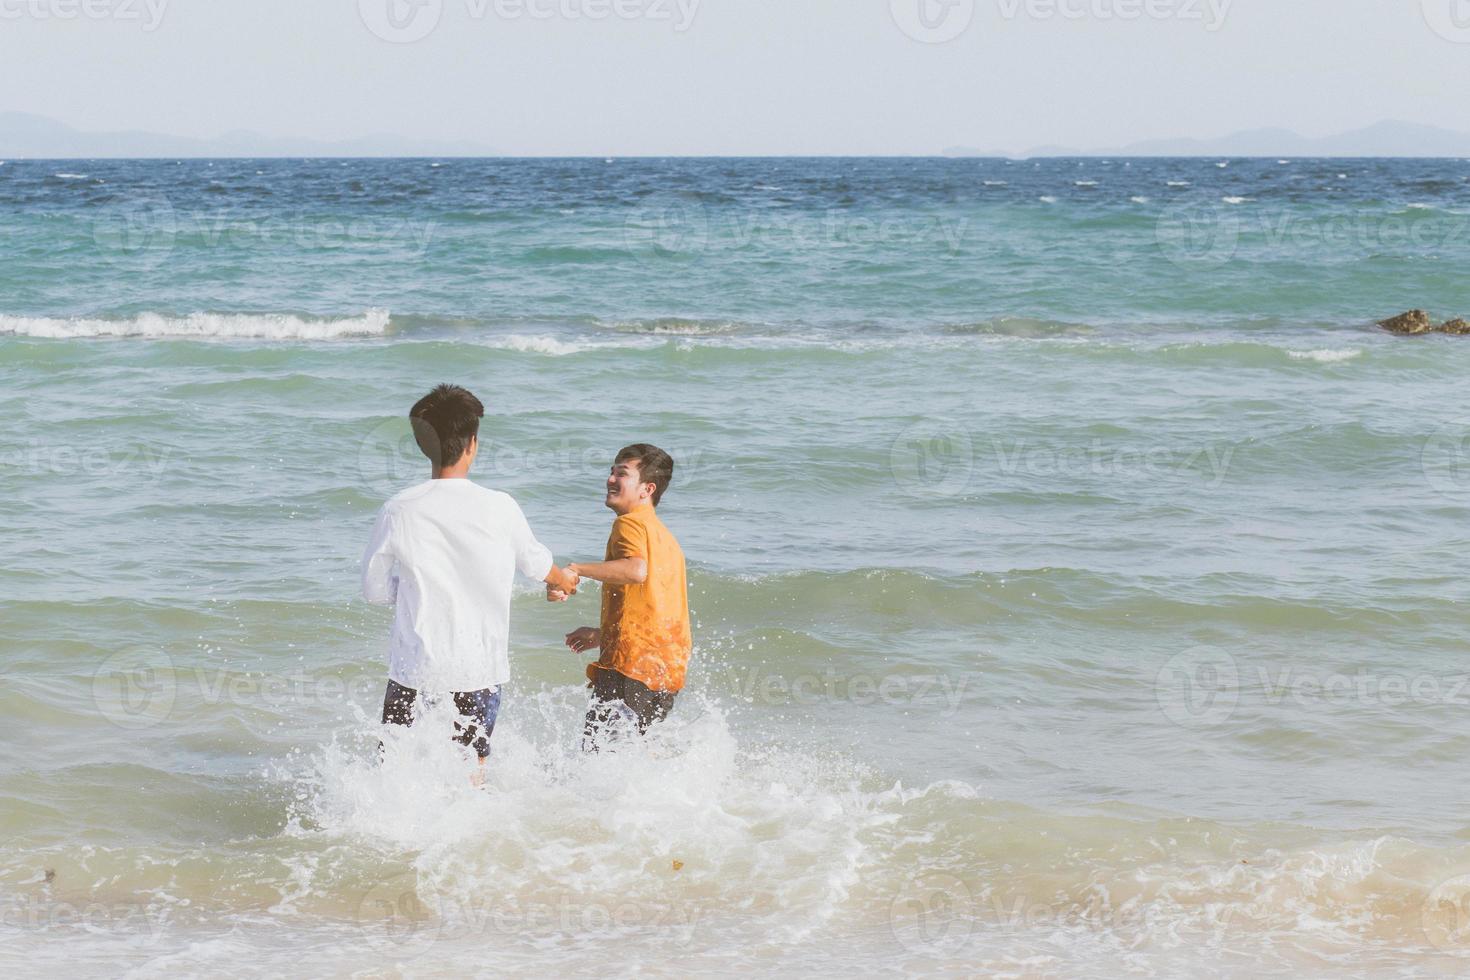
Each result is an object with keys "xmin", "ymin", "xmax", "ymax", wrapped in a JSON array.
[
  {"xmin": 2, "ymin": 111, "xmax": 1468, "ymax": 158},
  {"xmin": 0, "ymin": 112, "xmax": 496, "ymax": 158},
  {"xmin": 944, "ymin": 121, "xmax": 1470, "ymax": 159}
]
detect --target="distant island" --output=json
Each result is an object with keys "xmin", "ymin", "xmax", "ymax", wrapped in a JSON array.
[{"xmin": 944, "ymin": 121, "xmax": 1470, "ymax": 159}]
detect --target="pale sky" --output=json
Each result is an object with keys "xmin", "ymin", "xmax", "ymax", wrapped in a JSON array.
[{"xmin": 1, "ymin": 0, "xmax": 1466, "ymax": 154}]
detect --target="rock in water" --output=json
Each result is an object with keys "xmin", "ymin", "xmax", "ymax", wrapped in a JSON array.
[
  {"xmin": 1438, "ymin": 318, "xmax": 1470, "ymax": 335},
  {"xmin": 1378, "ymin": 310, "xmax": 1433, "ymax": 335}
]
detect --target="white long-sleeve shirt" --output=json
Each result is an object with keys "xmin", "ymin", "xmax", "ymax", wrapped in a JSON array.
[{"xmin": 361, "ymin": 479, "xmax": 554, "ymax": 692}]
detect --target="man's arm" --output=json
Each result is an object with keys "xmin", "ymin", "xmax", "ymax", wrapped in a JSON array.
[
  {"xmin": 545, "ymin": 564, "xmax": 580, "ymax": 597},
  {"xmin": 361, "ymin": 509, "xmax": 399, "ymax": 605},
  {"xmin": 567, "ymin": 558, "xmax": 646, "ymax": 586}
]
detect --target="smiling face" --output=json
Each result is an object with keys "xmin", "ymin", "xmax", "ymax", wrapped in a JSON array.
[{"xmin": 605, "ymin": 458, "xmax": 655, "ymax": 515}]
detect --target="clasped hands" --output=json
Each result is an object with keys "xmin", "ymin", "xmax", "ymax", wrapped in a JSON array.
[{"xmin": 546, "ymin": 564, "xmax": 580, "ymax": 603}]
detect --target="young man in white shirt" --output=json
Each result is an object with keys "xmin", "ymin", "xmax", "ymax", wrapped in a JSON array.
[{"xmin": 361, "ymin": 384, "xmax": 579, "ymax": 777}]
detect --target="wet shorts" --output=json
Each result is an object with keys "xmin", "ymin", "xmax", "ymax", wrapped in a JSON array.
[
  {"xmin": 583, "ymin": 668, "xmax": 676, "ymax": 750},
  {"xmin": 381, "ymin": 679, "xmax": 501, "ymax": 759}
]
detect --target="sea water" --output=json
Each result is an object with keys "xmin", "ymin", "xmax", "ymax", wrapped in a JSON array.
[{"xmin": 3, "ymin": 157, "xmax": 1470, "ymax": 976}]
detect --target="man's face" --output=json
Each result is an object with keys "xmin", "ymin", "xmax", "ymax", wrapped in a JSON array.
[{"xmin": 605, "ymin": 458, "xmax": 652, "ymax": 514}]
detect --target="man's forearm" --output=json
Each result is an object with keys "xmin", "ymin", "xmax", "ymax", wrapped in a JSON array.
[{"xmin": 569, "ymin": 558, "xmax": 647, "ymax": 586}]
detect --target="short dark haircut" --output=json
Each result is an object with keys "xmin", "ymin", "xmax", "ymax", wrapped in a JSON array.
[
  {"xmin": 409, "ymin": 384, "xmax": 484, "ymax": 468},
  {"xmin": 616, "ymin": 444, "xmax": 674, "ymax": 506}
]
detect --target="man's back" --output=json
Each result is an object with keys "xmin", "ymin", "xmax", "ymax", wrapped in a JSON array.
[{"xmin": 362, "ymin": 479, "xmax": 552, "ymax": 693}]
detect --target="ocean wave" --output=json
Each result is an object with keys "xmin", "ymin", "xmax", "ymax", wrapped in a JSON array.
[
  {"xmin": 942, "ymin": 317, "xmax": 1095, "ymax": 338},
  {"xmin": 478, "ymin": 334, "xmax": 594, "ymax": 356},
  {"xmin": 0, "ymin": 310, "xmax": 391, "ymax": 341},
  {"xmin": 604, "ymin": 317, "xmax": 743, "ymax": 336},
  {"xmin": 1287, "ymin": 347, "xmax": 1362, "ymax": 364}
]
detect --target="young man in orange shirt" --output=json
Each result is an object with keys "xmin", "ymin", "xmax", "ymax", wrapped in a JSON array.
[{"xmin": 556, "ymin": 444, "xmax": 691, "ymax": 745}]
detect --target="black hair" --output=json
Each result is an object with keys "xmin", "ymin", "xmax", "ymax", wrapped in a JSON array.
[
  {"xmin": 409, "ymin": 384, "xmax": 484, "ymax": 468},
  {"xmin": 615, "ymin": 443, "xmax": 674, "ymax": 506}
]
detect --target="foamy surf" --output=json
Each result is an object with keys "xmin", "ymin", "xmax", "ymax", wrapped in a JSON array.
[
  {"xmin": 0, "ymin": 309, "xmax": 391, "ymax": 341},
  {"xmin": 289, "ymin": 688, "xmax": 886, "ymax": 946},
  {"xmin": 1288, "ymin": 347, "xmax": 1362, "ymax": 363}
]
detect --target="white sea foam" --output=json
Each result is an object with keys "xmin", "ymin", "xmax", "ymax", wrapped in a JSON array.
[
  {"xmin": 1222, "ymin": 196, "xmax": 1250, "ymax": 204},
  {"xmin": 0, "ymin": 309, "xmax": 391, "ymax": 340},
  {"xmin": 1129, "ymin": 196, "xmax": 1150, "ymax": 204},
  {"xmin": 1074, "ymin": 180, "xmax": 1098, "ymax": 187},
  {"xmin": 1167, "ymin": 180, "xmax": 1191, "ymax": 187},
  {"xmin": 982, "ymin": 180, "xmax": 1008, "ymax": 186},
  {"xmin": 482, "ymin": 334, "xmax": 594, "ymax": 355},
  {"xmin": 53, "ymin": 172, "xmax": 89, "ymax": 180},
  {"xmin": 293, "ymin": 690, "xmax": 888, "ymax": 946},
  {"xmin": 1288, "ymin": 347, "xmax": 1362, "ymax": 364},
  {"xmin": 1039, "ymin": 195, "xmax": 1058, "ymax": 204}
]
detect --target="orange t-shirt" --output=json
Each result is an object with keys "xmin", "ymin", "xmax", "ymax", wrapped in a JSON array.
[{"xmin": 587, "ymin": 503, "xmax": 692, "ymax": 692}]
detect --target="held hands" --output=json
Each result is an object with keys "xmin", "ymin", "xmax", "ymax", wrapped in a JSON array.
[
  {"xmin": 546, "ymin": 564, "xmax": 581, "ymax": 602},
  {"xmin": 564, "ymin": 626, "xmax": 601, "ymax": 653}
]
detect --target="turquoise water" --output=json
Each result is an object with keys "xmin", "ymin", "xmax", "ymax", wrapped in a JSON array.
[{"xmin": 4, "ymin": 158, "xmax": 1470, "ymax": 976}]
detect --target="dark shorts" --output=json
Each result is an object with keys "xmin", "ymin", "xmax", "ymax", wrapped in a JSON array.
[
  {"xmin": 381, "ymin": 679, "xmax": 501, "ymax": 759},
  {"xmin": 583, "ymin": 668, "xmax": 676, "ymax": 750}
]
